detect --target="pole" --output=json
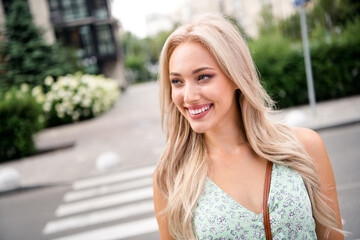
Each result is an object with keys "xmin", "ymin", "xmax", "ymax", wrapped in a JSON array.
[{"xmin": 300, "ymin": 5, "xmax": 316, "ymax": 117}]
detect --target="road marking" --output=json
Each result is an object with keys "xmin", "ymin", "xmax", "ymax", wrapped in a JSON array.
[
  {"xmin": 44, "ymin": 200, "xmax": 154, "ymax": 235},
  {"xmin": 73, "ymin": 165, "xmax": 155, "ymax": 190},
  {"xmin": 56, "ymin": 186, "xmax": 153, "ymax": 217},
  {"xmin": 64, "ymin": 176, "xmax": 152, "ymax": 202},
  {"xmin": 50, "ymin": 217, "xmax": 158, "ymax": 240},
  {"xmin": 337, "ymin": 181, "xmax": 360, "ymax": 192}
]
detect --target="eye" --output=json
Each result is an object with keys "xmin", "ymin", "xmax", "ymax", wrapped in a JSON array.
[
  {"xmin": 171, "ymin": 79, "xmax": 182, "ymax": 85},
  {"xmin": 198, "ymin": 74, "xmax": 213, "ymax": 81}
]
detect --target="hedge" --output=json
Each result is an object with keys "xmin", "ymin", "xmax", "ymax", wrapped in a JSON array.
[
  {"xmin": 0, "ymin": 86, "xmax": 43, "ymax": 161},
  {"xmin": 251, "ymin": 36, "xmax": 360, "ymax": 109}
]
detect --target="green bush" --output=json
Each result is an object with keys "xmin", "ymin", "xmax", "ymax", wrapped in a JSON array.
[
  {"xmin": 251, "ymin": 33, "xmax": 360, "ymax": 109},
  {"xmin": 0, "ymin": 85, "xmax": 44, "ymax": 161},
  {"xmin": 35, "ymin": 73, "xmax": 121, "ymax": 127}
]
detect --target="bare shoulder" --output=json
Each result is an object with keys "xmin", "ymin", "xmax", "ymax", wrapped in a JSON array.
[
  {"xmin": 153, "ymin": 171, "xmax": 174, "ymax": 240},
  {"xmin": 293, "ymin": 127, "xmax": 327, "ymax": 166},
  {"xmin": 293, "ymin": 127, "xmax": 323, "ymax": 148},
  {"xmin": 293, "ymin": 128, "xmax": 344, "ymax": 239},
  {"xmin": 293, "ymin": 127, "xmax": 333, "ymax": 189},
  {"xmin": 153, "ymin": 171, "xmax": 167, "ymax": 213}
]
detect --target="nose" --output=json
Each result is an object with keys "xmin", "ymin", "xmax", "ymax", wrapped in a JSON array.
[{"xmin": 184, "ymin": 82, "xmax": 200, "ymax": 103}]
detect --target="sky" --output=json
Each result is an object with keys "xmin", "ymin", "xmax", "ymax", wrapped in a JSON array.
[{"xmin": 111, "ymin": 0, "xmax": 184, "ymax": 38}]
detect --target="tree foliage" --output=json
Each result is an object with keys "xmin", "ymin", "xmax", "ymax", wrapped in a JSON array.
[
  {"xmin": 120, "ymin": 30, "xmax": 171, "ymax": 83},
  {"xmin": 0, "ymin": 0, "xmax": 78, "ymax": 90}
]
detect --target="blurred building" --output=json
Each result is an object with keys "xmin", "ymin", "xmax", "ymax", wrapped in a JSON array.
[
  {"xmin": 146, "ymin": 13, "xmax": 173, "ymax": 37},
  {"xmin": 0, "ymin": 0, "xmax": 126, "ymax": 87},
  {"xmin": 174, "ymin": 0, "xmax": 296, "ymax": 38}
]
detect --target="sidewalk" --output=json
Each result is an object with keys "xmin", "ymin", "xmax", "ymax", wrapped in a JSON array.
[{"xmin": 1, "ymin": 81, "xmax": 360, "ymax": 192}]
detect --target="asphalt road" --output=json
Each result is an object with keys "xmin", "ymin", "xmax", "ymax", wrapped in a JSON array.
[
  {"xmin": 319, "ymin": 122, "xmax": 360, "ymax": 239},
  {"xmin": 0, "ymin": 123, "xmax": 359, "ymax": 240}
]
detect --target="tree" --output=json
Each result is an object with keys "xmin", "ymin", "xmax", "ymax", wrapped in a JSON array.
[{"xmin": 0, "ymin": 0, "xmax": 76, "ymax": 90}]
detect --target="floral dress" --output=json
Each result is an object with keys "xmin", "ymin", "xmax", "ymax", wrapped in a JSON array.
[{"xmin": 193, "ymin": 164, "xmax": 317, "ymax": 240}]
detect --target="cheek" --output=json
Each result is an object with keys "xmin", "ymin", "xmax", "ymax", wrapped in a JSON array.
[{"xmin": 171, "ymin": 89, "xmax": 183, "ymax": 110}]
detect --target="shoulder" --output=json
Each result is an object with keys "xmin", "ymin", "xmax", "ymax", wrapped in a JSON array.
[
  {"xmin": 153, "ymin": 171, "xmax": 174, "ymax": 240},
  {"xmin": 292, "ymin": 129, "xmax": 343, "ymax": 238},
  {"xmin": 153, "ymin": 171, "xmax": 166, "ymax": 209},
  {"xmin": 293, "ymin": 127, "xmax": 323, "ymax": 149},
  {"xmin": 293, "ymin": 127, "xmax": 334, "ymax": 187},
  {"xmin": 293, "ymin": 127, "xmax": 327, "ymax": 164}
]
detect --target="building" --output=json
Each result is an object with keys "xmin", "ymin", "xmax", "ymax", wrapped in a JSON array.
[
  {"xmin": 174, "ymin": 0, "xmax": 297, "ymax": 38},
  {"xmin": 146, "ymin": 13, "xmax": 173, "ymax": 37},
  {"xmin": 0, "ymin": 0, "xmax": 126, "ymax": 87}
]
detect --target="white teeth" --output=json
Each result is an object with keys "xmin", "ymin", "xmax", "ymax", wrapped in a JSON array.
[{"xmin": 189, "ymin": 105, "xmax": 211, "ymax": 115}]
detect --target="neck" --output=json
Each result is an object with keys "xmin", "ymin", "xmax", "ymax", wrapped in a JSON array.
[{"xmin": 204, "ymin": 112, "xmax": 246, "ymax": 156}]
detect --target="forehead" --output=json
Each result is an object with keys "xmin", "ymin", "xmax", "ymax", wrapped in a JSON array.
[{"xmin": 169, "ymin": 41, "xmax": 219, "ymax": 72}]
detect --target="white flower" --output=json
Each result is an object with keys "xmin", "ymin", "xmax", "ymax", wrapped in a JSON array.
[
  {"xmin": 72, "ymin": 110, "xmax": 81, "ymax": 121},
  {"xmin": 44, "ymin": 76, "xmax": 54, "ymax": 86},
  {"xmin": 32, "ymin": 86, "xmax": 43, "ymax": 96},
  {"xmin": 43, "ymin": 102, "xmax": 51, "ymax": 112},
  {"xmin": 72, "ymin": 94, "xmax": 81, "ymax": 104},
  {"xmin": 36, "ymin": 95, "xmax": 45, "ymax": 104},
  {"xmin": 20, "ymin": 83, "xmax": 29, "ymax": 93},
  {"xmin": 81, "ymin": 98, "xmax": 92, "ymax": 108},
  {"xmin": 57, "ymin": 111, "xmax": 65, "ymax": 118}
]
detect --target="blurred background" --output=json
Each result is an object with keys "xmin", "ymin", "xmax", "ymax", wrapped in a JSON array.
[{"xmin": 0, "ymin": 0, "xmax": 359, "ymax": 239}]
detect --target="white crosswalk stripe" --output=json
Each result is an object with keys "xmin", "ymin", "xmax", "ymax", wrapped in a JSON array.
[
  {"xmin": 73, "ymin": 165, "xmax": 155, "ymax": 190},
  {"xmin": 43, "ymin": 200, "xmax": 154, "ymax": 235},
  {"xmin": 51, "ymin": 217, "xmax": 158, "ymax": 240},
  {"xmin": 64, "ymin": 177, "xmax": 152, "ymax": 202},
  {"xmin": 56, "ymin": 186, "xmax": 153, "ymax": 217},
  {"xmin": 43, "ymin": 164, "xmax": 159, "ymax": 240}
]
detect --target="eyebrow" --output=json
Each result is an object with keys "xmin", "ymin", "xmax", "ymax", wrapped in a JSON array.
[{"xmin": 170, "ymin": 67, "xmax": 215, "ymax": 76}]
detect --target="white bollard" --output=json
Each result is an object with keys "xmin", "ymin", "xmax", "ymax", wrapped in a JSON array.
[
  {"xmin": 0, "ymin": 167, "xmax": 21, "ymax": 192},
  {"xmin": 96, "ymin": 152, "xmax": 121, "ymax": 171}
]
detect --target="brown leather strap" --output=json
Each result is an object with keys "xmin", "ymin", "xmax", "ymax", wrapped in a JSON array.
[{"xmin": 263, "ymin": 161, "xmax": 273, "ymax": 240}]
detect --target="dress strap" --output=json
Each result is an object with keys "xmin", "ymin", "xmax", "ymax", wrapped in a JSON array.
[{"xmin": 263, "ymin": 161, "xmax": 273, "ymax": 240}]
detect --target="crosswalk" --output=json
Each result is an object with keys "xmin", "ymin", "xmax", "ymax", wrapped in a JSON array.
[{"xmin": 43, "ymin": 165, "xmax": 159, "ymax": 240}]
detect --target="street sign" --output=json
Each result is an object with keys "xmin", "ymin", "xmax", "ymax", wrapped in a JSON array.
[{"xmin": 294, "ymin": 0, "xmax": 309, "ymax": 7}]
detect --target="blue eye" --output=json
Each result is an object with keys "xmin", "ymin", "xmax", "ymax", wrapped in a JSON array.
[
  {"xmin": 198, "ymin": 74, "xmax": 212, "ymax": 81},
  {"xmin": 171, "ymin": 79, "xmax": 181, "ymax": 85}
]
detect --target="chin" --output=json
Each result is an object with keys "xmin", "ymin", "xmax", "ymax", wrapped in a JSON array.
[{"xmin": 189, "ymin": 123, "xmax": 208, "ymax": 134}]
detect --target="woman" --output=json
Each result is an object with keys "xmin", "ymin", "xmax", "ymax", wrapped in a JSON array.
[{"xmin": 153, "ymin": 14, "xmax": 344, "ymax": 240}]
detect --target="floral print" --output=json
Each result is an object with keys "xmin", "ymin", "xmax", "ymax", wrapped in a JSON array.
[{"xmin": 193, "ymin": 164, "xmax": 317, "ymax": 240}]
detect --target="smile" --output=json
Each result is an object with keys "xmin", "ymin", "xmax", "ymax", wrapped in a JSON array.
[{"xmin": 186, "ymin": 104, "xmax": 213, "ymax": 119}]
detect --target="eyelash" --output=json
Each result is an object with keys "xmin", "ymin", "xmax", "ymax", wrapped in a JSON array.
[
  {"xmin": 170, "ymin": 74, "xmax": 213, "ymax": 86},
  {"xmin": 198, "ymin": 74, "xmax": 213, "ymax": 81},
  {"xmin": 171, "ymin": 79, "xmax": 181, "ymax": 85}
]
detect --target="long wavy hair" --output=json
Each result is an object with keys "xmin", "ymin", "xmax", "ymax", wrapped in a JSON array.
[{"xmin": 154, "ymin": 14, "xmax": 341, "ymax": 239}]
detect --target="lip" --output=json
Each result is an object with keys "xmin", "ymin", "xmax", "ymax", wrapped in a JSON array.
[{"xmin": 185, "ymin": 103, "xmax": 213, "ymax": 120}]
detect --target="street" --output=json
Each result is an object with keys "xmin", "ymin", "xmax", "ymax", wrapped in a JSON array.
[{"xmin": 0, "ymin": 123, "xmax": 358, "ymax": 240}]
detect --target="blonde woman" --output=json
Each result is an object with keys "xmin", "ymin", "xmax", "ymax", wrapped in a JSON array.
[{"xmin": 153, "ymin": 14, "xmax": 344, "ymax": 240}]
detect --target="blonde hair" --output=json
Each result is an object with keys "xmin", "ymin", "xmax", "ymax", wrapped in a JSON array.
[{"xmin": 155, "ymin": 14, "xmax": 341, "ymax": 239}]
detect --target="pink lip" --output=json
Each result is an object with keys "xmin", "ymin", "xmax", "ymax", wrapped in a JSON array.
[{"xmin": 185, "ymin": 103, "xmax": 213, "ymax": 120}]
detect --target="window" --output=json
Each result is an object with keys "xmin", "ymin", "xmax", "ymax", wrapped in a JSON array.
[
  {"xmin": 93, "ymin": 0, "xmax": 109, "ymax": 20},
  {"xmin": 79, "ymin": 25, "xmax": 94, "ymax": 56},
  {"xmin": 48, "ymin": 0, "xmax": 59, "ymax": 10},
  {"xmin": 96, "ymin": 25, "xmax": 115, "ymax": 56},
  {"xmin": 62, "ymin": 0, "xmax": 88, "ymax": 22}
]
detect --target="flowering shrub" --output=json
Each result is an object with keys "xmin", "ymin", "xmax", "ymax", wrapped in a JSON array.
[{"xmin": 35, "ymin": 73, "xmax": 120, "ymax": 126}]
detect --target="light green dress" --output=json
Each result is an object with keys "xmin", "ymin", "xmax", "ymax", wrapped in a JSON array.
[{"xmin": 193, "ymin": 164, "xmax": 317, "ymax": 239}]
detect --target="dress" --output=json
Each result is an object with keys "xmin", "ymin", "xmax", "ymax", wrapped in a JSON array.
[{"xmin": 192, "ymin": 164, "xmax": 317, "ymax": 240}]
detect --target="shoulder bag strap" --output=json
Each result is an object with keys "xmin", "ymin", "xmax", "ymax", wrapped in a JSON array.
[{"xmin": 263, "ymin": 161, "xmax": 273, "ymax": 240}]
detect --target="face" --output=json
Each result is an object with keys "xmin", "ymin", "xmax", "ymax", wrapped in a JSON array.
[{"xmin": 169, "ymin": 41, "xmax": 239, "ymax": 133}]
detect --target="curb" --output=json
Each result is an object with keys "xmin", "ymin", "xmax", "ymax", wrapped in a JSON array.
[{"xmin": 311, "ymin": 119, "xmax": 360, "ymax": 132}]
